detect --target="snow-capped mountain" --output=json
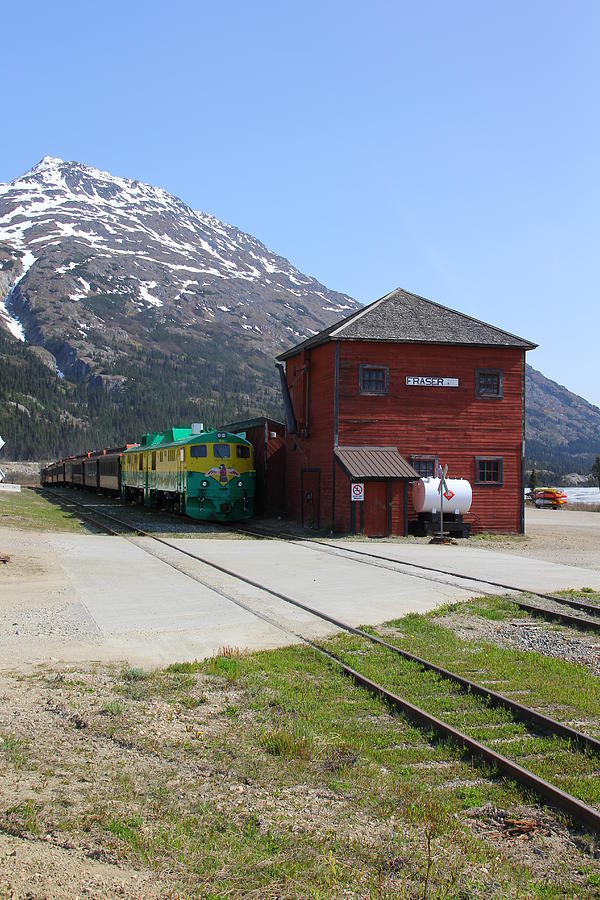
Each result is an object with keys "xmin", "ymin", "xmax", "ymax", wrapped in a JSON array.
[{"xmin": 0, "ymin": 156, "xmax": 358, "ymax": 384}]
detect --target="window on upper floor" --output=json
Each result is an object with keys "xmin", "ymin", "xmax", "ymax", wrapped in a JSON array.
[
  {"xmin": 475, "ymin": 456, "xmax": 503, "ymax": 485},
  {"xmin": 476, "ymin": 368, "xmax": 503, "ymax": 399},
  {"xmin": 410, "ymin": 455, "xmax": 438, "ymax": 478},
  {"xmin": 359, "ymin": 365, "xmax": 389, "ymax": 395}
]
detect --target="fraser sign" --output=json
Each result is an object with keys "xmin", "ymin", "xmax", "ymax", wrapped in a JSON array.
[{"xmin": 405, "ymin": 376, "xmax": 459, "ymax": 387}]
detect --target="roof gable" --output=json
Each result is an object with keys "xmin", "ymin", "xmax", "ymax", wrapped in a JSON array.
[{"xmin": 277, "ymin": 287, "xmax": 537, "ymax": 360}]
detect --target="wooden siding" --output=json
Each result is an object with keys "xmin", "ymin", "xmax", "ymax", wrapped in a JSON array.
[
  {"xmin": 284, "ymin": 340, "xmax": 526, "ymax": 533},
  {"xmin": 337, "ymin": 342, "xmax": 525, "ymax": 532},
  {"xmin": 284, "ymin": 343, "xmax": 336, "ymax": 527},
  {"xmin": 241, "ymin": 421, "xmax": 285, "ymax": 515}
]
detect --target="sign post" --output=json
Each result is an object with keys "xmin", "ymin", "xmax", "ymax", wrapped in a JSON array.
[{"xmin": 438, "ymin": 463, "xmax": 449, "ymax": 539}]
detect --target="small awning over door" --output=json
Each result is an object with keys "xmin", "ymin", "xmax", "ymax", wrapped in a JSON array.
[{"xmin": 334, "ymin": 446, "xmax": 419, "ymax": 480}]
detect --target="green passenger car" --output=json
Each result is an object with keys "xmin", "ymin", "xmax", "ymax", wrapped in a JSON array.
[{"xmin": 121, "ymin": 426, "xmax": 255, "ymax": 522}]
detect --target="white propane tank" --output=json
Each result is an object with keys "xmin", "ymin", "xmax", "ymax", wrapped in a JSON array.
[{"xmin": 413, "ymin": 477, "xmax": 472, "ymax": 516}]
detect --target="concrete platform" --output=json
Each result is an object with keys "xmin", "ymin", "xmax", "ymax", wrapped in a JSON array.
[
  {"xmin": 0, "ymin": 483, "xmax": 21, "ymax": 493},
  {"xmin": 323, "ymin": 539, "xmax": 600, "ymax": 593},
  {"xmin": 2, "ymin": 527, "xmax": 600, "ymax": 670}
]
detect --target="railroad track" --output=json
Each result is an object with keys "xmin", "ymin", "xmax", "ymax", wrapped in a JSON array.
[
  {"xmin": 230, "ymin": 523, "xmax": 600, "ymax": 625},
  {"xmin": 41, "ymin": 486, "xmax": 600, "ymax": 834}
]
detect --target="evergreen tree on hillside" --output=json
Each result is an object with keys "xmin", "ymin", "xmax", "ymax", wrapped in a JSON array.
[
  {"xmin": 528, "ymin": 465, "xmax": 538, "ymax": 494},
  {"xmin": 592, "ymin": 455, "xmax": 600, "ymax": 490}
]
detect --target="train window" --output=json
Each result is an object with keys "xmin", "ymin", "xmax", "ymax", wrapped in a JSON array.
[
  {"xmin": 475, "ymin": 456, "xmax": 503, "ymax": 485},
  {"xmin": 359, "ymin": 365, "xmax": 388, "ymax": 395},
  {"xmin": 410, "ymin": 455, "xmax": 437, "ymax": 478},
  {"xmin": 213, "ymin": 443, "xmax": 230, "ymax": 458},
  {"xmin": 236, "ymin": 445, "xmax": 250, "ymax": 459},
  {"xmin": 476, "ymin": 368, "xmax": 503, "ymax": 399},
  {"xmin": 139, "ymin": 455, "xmax": 143, "ymax": 471},
  {"xmin": 190, "ymin": 445, "xmax": 207, "ymax": 458},
  {"xmin": 152, "ymin": 452, "xmax": 157, "ymax": 470}
]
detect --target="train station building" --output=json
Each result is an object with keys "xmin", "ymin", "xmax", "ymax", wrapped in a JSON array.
[{"xmin": 276, "ymin": 287, "xmax": 536, "ymax": 537}]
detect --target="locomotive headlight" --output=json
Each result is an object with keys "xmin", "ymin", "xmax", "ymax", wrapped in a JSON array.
[
  {"xmin": 202, "ymin": 480, "xmax": 208, "ymax": 487},
  {"xmin": 238, "ymin": 480, "xmax": 243, "ymax": 487}
]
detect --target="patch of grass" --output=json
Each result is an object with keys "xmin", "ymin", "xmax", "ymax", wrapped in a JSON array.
[
  {"xmin": 470, "ymin": 531, "xmax": 529, "ymax": 543},
  {"xmin": 0, "ymin": 732, "xmax": 33, "ymax": 770},
  {"xmin": 178, "ymin": 694, "xmax": 206, "ymax": 709},
  {"xmin": 114, "ymin": 667, "xmax": 204, "ymax": 706},
  {"xmin": 108, "ymin": 814, "xmax": 145, "ymax": 851},
  {"xmin": 430, "ymin": 594, "xmax": 527, "ymax": 622},
  {"xmin": 559, "ymin": 587, "xmax": 600, "ymax": 606},
  {"xmin": 224, "ymin": 704, "xmax": 240, "ymax": 718},
  {"xmin": 121, "ymin": 667, "xmax": 149, "ymax": 682},
  {"xmin": 166, "ymin": 660, "xmax": 203, "ymax": 674},
  {"xmin": 100, "ymin": 700, "xmax": 124, "ymax": 716},
  {"xmin": 260, "ymin": 727, "xmax": 314, "ymax": 760},
  {"xmin": 0, "ymin": 488, "xmax": 88, "ymax": 532},
  {"xmin": 1, "ymin": 800, "xmax": 41, "ymax": 835},
  {"xmin": 205, "ymin": 655, "xmax": 244, "ymax": 684}
]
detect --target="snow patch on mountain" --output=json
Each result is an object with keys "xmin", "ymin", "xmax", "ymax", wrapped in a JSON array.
[
  {"xmin": 0, "ymin": 248, "xmax": 37, "ymax": 341},
  {"xmin": 0, "ymin": 155, "xmax": 361, "ymax": 374}
]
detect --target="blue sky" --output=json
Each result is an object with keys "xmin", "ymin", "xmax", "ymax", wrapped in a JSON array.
[{"xmin": 3, "ymin": 1, "xmax": 599, "ymax": 405}]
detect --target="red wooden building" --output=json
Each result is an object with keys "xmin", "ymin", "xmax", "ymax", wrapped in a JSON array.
[
  {"xmin": 276, "ymin": 287, "xmax": 536, "ymax": 536},
  {"xmin": 223, "ymin": 417, "xmax": 286, "ymax": 516}
]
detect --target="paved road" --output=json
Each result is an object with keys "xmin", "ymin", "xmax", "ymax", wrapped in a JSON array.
[{"xmin": 526, "ymin": 506, "xmax": 600, "ymax": 531}]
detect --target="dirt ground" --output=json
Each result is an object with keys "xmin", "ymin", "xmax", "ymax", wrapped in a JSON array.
[{"xmin": 470, "ymin": 506, "xmax": 600, "ymax": 572}]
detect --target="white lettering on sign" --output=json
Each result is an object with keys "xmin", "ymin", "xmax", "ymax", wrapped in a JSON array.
[
  {"xmin": 351, "ymin": 482, "xmax": 364, "ymax": 502},
  {"xmin": 405, "ymin": 376, "xmax": 459, "ymax": 387}
]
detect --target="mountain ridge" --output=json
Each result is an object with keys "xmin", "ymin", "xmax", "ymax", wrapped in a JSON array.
[{"xmin": 1, "ymin": 157, "xmax": 598, "ymax": 476}]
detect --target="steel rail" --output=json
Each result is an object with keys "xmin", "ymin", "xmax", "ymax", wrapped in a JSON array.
[
  {"xmin": 329, "ymin": 654, "xmax": 600, "ymax": 834},
  {"xmin": 514, "ymin": 598, "xmax": 600, "ymax": 632},
  {"xmin": 41, "ymin": 488, "xmax": 600, "ymax": 833},
  {"xmin": 232, "ymin": 523, "xmax": 600, "ymax": 619},
  {"xmin": 41, "ymin": 485, "xmax": 600, "ymax": 618}
]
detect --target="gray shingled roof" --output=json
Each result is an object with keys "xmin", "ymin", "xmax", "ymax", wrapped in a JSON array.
[
  {"xmin": 277, "ymin": 287, "xmax": 537, "ymax": 360},
  {"xmin": 334, "ymin": 447, "xmax": 419, "ymax": 480}
]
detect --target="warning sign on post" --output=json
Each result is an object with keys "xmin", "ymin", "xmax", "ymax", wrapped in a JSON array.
[{"xmin": 351, "ymin": 482, "xmax": 364, "ymax": 502}]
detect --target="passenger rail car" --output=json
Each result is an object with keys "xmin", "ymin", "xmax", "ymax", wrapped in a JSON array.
[{"xmin": 41, "ymin": 426, "xmax": 256, "ymax": 523}]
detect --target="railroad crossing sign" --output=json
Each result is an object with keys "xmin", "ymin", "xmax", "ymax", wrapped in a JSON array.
[
  {"xmin": 438, "ymin": 464, "xmax": 454, "ymax": 501},
  {"xmin": 0, "ymin": 435, "xmax": 5, "ymax": 452},
  {"xmin": 351, "ymin": 482, "xmax": 364, "ymax": 502}
]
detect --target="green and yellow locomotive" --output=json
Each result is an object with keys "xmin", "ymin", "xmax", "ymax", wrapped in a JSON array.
[{"xmin": 121, "ymin": 426, "xmax": 255, "ymax": 522}]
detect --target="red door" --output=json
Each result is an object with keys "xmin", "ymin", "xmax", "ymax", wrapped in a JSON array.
[
  {"xmin": 364, "ymin": 482, "xmax": 388, "ymax": 537},
  {"xmin": 302, "ymin": 470, "xmax": 320, "ymax": 528}
]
